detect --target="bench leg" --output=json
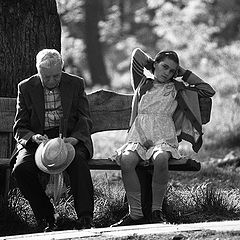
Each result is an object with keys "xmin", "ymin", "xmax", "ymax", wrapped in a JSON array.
[{"xmin": 4, "ymin": 169, "xmax": 11, "ymax": 202}]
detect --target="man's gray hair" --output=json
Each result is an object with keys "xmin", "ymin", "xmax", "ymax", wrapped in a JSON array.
[{"xmin": 36, "ymin": 49, "xmax": 64, "ymax": 70}]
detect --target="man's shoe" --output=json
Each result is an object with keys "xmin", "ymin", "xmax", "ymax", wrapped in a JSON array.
[
  {"xmin": 74, "ymin": 216, "xmax": 94, "ymax": 230},
  {"xmin": 110, "ymin": 214, "xmax": 147, "ymax": 227},
  {"xmin": 151, "ymin": 210, "xmax": 167, "ymax": 223},
  {"xmin": 44, "ymin": 222, "xmax": 58, "ymax": 232}
]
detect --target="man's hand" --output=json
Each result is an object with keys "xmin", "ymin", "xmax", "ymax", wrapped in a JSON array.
[
  {"xmin": 31, "ymin": 134, "xmax": 48, "ymax": 145},
  {"xmin": 63, "ymin": 137, "xmax": 79, "ymax": 146}
]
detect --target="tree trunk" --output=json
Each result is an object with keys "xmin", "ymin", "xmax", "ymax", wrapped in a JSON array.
[
  {"xmin": 119, "ymin": 0, "xmax": 125, "ymax": 29},
  {"xmin": 0, "ymin": 0, "xmax": 61, "ymax": 97},
  {"xmin": 85, "ymin": 0, "xmax": 110, "ymax": 86}
]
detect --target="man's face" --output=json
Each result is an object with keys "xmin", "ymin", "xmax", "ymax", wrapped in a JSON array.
[{"xmin": 39, "ymin": 63, "xmax": 62, "ymax": 90}]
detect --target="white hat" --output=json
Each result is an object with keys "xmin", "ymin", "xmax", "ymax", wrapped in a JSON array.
[{"xmin": 35, "ymin": 137, "xmax": 75, "ymax": 174}]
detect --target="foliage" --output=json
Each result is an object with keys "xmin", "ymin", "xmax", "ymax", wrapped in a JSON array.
[
  {"xmin": 2, "ymin": 166, "xmax": 240, "ymax": 236},
  {"xmin": 1, "ymin": 0, "xmax": 240, "ymax": 237},
  {"xmin": 60, "ymin": 0, "xmax": 240, "ymax": 169},
  {"xmin": 56, "ymin": 0, "xmax": 240, "ymax": 96},
  {"xmin": 164, "ymin": 181, "xmax": 240, "ymax": 224},
  {"xmin": 93, "ymin": 173, "xmax": 127, "ymax": 227}
]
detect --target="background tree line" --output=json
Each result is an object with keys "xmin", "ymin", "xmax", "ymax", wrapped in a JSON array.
[{"xmin": 0, "ymin": 0, "xmax": 240, "ymax": 97}]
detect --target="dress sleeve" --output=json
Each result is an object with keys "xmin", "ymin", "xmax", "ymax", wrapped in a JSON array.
[{"xmin": 130, "ymin": 48, "xmax": 154, "ymax": 90}]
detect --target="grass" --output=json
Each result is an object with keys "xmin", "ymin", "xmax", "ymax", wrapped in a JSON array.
[
  {"xmin": 2, "ymin": 159, "xmax": 240, "ymax": 237},
  {"xmin": 1, "ymin": 142, "xmax": 240, "ymax": 237}
]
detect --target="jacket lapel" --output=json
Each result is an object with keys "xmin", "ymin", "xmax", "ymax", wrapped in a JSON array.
[
  {"xmin": 30, "ymin": 75, "xmax": 45, "ymax": 129},
  {"xmin": 129, "ymin": 78, "xmax": 153, "ymax": 129},
  {"xmin": 60, "ymin": 73, "xmax": 73, "ymax": 119},
  {"xmin": 139, "ymin": 77, "xmax": 153, "ymax": 100}
]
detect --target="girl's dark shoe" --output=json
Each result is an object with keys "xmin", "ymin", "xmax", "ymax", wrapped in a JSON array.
[
  {"xmin": 110, "ymin": 214, "xmax": 148, "ymax": 227},
  {"xmin": 74, "ymin": 216, "xmax": 94, "ymax": 230},
  {"xmin": 36, "ymin": 218, "xmax": 58, "ymax": 232},
  {"xmin": 36, "ymin": 219, "xmax": 47, "ymax": 232},
  {"xmin": 151, "ymin": 210, "xmax": 167, "ymax": 223}
]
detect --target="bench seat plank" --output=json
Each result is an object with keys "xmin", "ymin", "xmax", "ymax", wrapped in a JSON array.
[
  {"xmin": 0, "ymin": 157, "xmax": 201, "ymax": 171},
  {"xmin": 88, "ymin": 158, "xmax": 201, "ymax": 171}
]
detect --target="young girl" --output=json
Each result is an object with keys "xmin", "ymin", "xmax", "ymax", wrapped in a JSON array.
[{"xmin": 111, "ymin": 48, "xmax": 215, "ymax": 226}]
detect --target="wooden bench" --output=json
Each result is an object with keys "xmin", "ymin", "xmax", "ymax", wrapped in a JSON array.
[{"xmin": 0, "ymin": 89, "xmax": 201, "ymax": 201}]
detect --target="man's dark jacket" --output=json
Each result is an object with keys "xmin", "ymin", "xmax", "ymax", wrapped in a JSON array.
[{"xmin": 11, "ymin": 71, "xmax": 93, "ymax": 166}]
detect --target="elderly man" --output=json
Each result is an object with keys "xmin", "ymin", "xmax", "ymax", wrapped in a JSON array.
[{"xmin": 11, "ymin": 49, "xmax": 94, "ymax": 231}]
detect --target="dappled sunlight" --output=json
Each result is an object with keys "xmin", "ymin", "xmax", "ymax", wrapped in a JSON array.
[
  {"xmin": 92, "ymin": 130, "xmax": 128, "ymax": 158},
  {"xmin": 1, "ymin": 1, "xmax": 240, "ymax": 238}
]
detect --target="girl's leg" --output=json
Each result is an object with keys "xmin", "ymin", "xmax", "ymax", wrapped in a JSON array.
[
  {"xmin": 120, "ymin": 150, "xmax": 143, "ymax": 220},
  {"xmin": 151, "ymin": 150, "xmax": 170, "ymax": 213}
]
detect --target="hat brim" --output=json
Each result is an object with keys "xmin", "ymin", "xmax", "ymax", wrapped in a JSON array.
[{"xmin": 35, "ymin": 142, "xmax": 75, "ymax": 174}]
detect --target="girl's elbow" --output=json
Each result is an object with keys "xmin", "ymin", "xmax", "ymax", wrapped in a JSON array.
[
  {"xmin": 209, "ymin": 88, "xmax": 216, "ymax": 97},
  {"xmin": 132, "ymin": 48, "xmax": 140, "ymax": 56}
]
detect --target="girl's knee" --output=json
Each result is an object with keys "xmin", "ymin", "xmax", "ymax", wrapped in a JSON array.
[
  {"xmin": 152, "ymin": 151, "xmax": 170, "ymax": 169},
  {"xmin": 120, "ymin": 151, "xmax": 139, "ymax": 171}
]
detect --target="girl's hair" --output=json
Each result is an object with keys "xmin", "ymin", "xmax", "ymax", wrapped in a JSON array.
[
  {"xmin": 152, "ymin": 50, "xmax": 179, "ymax": 74},
  {"xmin": 154, "ymin": 50, "xmax": 179, "ymax": 64}
]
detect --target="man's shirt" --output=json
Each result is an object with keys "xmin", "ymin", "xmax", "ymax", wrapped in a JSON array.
[{"xmin": 44, "ymin": 87, "xmax": 63, "ymax": 129}]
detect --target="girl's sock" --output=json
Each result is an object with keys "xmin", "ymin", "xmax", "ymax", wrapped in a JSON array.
[
  {"xmin": 151, "ymin": 181, "xmax": 167, "ymax": 211},
  {"xmin": 122, "ymin": 169, "xmax": 144, "ymax": 219},
  {"xmin": 126, "ymin": 191, "xmax": 144, "ymax": 219}
]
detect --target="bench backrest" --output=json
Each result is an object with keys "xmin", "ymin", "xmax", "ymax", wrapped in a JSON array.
[{"xmin": 0, "ymin": 89, "xmax": 133, "ymax": 158}]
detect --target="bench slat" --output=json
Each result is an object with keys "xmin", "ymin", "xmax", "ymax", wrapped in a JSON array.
[
  {"xmin": 0, "ymin": 157, "xmax": 201, "ymax": 171},
  {"xmin": 0, "ymin": 90, "xmax": 133, "ymax": 133},
  {"xmin": 0, "ymin": 98, "xmax": 16, "ymax": 132},
  {"xmin": 0, "ymin": 158, "xmax": 11, "ymax": 168},
  {"xmin": 89, "ymin": 90, "xmax": 132, "ymax": 133},
  {"xmin": 88, "ymin": 158, "xmax": 201, "ymax": 171}
]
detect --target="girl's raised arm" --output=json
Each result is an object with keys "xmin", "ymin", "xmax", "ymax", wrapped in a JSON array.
[
  {"xmin": 130, "ymin": 48, "xmax": 153, "ymax": 90},
  {"xmin": 181, "ymin": 69, "xmax": 215, "ymax": 97}
]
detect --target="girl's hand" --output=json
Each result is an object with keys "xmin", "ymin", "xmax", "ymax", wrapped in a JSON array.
[{"xmin": 177, "ymin": 66, "xmax": 186, "ymax": 77}]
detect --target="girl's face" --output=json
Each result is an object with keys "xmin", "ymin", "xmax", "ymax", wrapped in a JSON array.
[{"xmin": 153, "ymin": 58, "xmax": 178, "ymax": 83}]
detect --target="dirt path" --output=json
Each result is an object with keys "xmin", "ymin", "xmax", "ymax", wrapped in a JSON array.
[{"xmin": 1, "ymin": 220, "xmax": 240, "ymax": 240}]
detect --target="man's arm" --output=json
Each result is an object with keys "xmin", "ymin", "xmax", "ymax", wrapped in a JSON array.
[
  {"xmin": 68, "ymin": 78, "xmax": 92, "ymax": 144},
  {"xmin": 13, "ymin": 83, "xmax": 36, "ymax": 147}
]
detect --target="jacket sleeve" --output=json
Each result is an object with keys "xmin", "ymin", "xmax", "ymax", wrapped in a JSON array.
[
  {"xmin": 130, "ymin": 48, "xmax": 154, "ymax": 90},
  {"xmin": 182, "ymin": 71, "xmax": 216, "ymax": 97},
  {"xmin": 70, "ymin": 79, "xmax": 93, "ymax": 140},
  {"xmin": 13, "ymin": 83, "xmax": 35, "ymax": 147}
]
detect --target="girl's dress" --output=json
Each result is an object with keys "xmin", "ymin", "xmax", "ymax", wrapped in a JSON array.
[{"xmin": 114, "ymin": 81, "xmax": 181, "ymax": 166}]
